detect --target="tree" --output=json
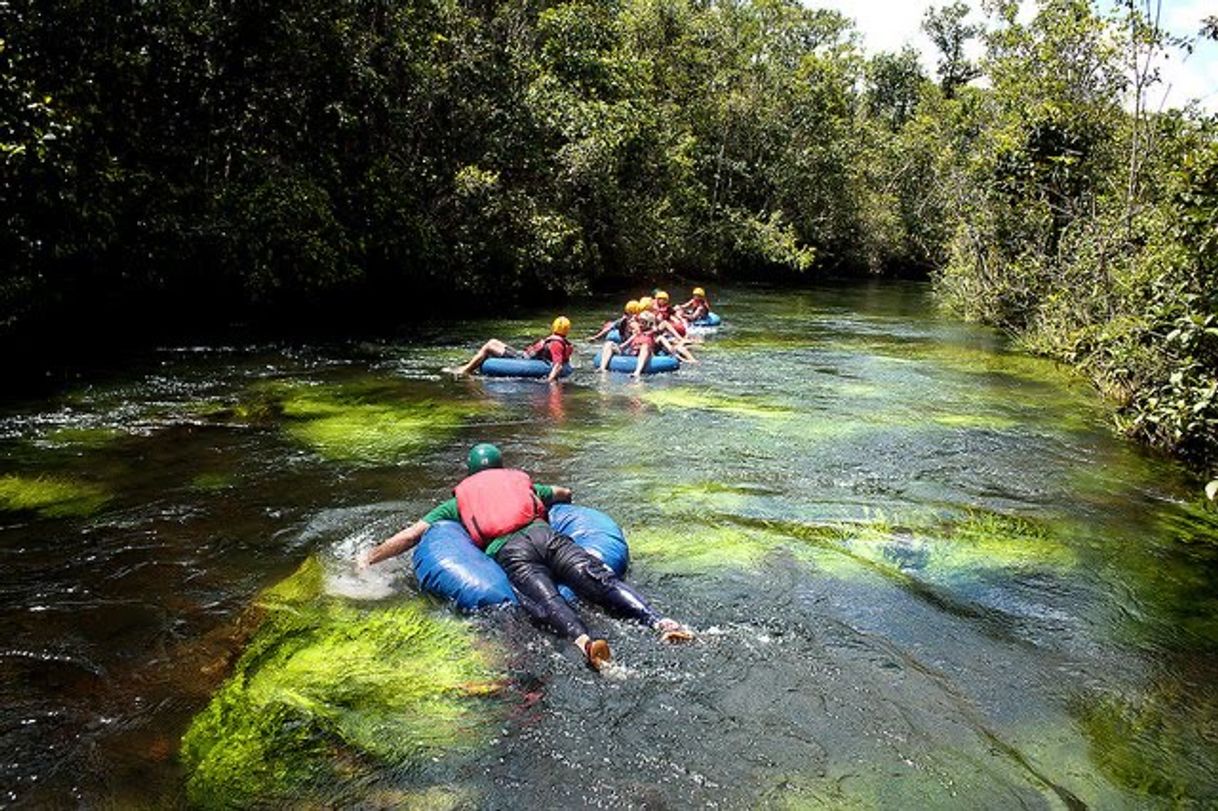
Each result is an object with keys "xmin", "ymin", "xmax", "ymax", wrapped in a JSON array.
[
  {"xmin": 865, "ymin": 47, "xmax": 927, "ymax": 130},
  {"xmin": 922, "ymin": 1, "xmax": 982, "ymax": 98}
]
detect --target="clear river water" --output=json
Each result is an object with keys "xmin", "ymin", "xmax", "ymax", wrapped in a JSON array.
[{"xmin": 2, "ymin": 283, "xmax": 1217, "ymax": 808}]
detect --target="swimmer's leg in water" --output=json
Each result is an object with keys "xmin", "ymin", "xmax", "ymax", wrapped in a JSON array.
[
  {"xmin": 547, "ymin": 532, "xmax": 694, "ymax": 643},
  {"xmin": 495, "ymin": 525, "xmax": 612, "ymax": 669}
]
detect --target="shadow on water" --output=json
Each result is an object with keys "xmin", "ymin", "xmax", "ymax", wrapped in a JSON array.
[{"xmin": 2, "ymin": 282, "xmax": 1217, "ymax": 807}]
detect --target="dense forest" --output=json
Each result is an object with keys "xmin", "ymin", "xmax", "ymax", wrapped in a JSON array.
[{"xmin": 2, "ymin": 0, "xmax": 1216, "ymax": 474}]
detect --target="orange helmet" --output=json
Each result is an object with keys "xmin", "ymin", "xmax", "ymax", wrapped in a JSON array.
[
  {"xmin": 692, "ymin": 287, "xmax": 705, "ymax": 297},
  {"xmin": 655, "ymin": 290, "xmax": 670, "ymax": 302},
  {"xmin": 625, "ymin": 300, "xmax": 642, "ymax": 315},
  {"xmin": 639, "ymin": 296, "xmax": 653, "ymax": 310},
  {"xmin": 551, "ymin": 316, "xmax": 571, "ymax": 336}
]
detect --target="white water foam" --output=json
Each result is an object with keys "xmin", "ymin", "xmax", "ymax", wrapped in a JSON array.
[{"xmin": 322, "ymin": 526, "xmax": 408, "ymax": 601}]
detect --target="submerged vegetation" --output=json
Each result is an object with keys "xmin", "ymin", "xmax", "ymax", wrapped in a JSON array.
[
  {"xmin": 266, "ymin": 380, "xmax": 497, "ymax": 464},
  {"xmin": 0, "ymin": 474, "xmax": 109, "ymax": 517},
  {"xmin": 181, "ymin": 557, "xmax": 503, "ymax": 807},
  {"xmin": 1077, "ymin": 686, "xmax": 1218, "ymax": 801}
]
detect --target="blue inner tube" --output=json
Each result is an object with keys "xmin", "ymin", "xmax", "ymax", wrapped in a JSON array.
[
  {"xmin": 480, "ymin": 357, "xmax": 573, "ymax": 378},
  {"xmin": 592, "ymin": 351, "xmax": 680, "ymax": 374},
  {"xmin": 691, "ymin": 312, "xmax": 721, "ymax": 327},
  {"xmin": 605, "ymin": 328, "xmax": 622, "ymax": 343},
  {"xmin": 412, "ymin": 503, "xmax": 629, "ymax": 610}
]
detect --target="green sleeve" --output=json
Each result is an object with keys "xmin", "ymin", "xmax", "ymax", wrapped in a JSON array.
[
  {"xmin": 422, "ymin": 497, "xmax": 460, "ymax": 524},
  {"xmin": 533, "ymin": 484, "xmax": 556, "ymax": 505}
]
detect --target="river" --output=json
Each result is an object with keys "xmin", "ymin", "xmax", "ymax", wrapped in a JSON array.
[{"xmin": 2, "ymin": 283, "xmax": 1216, "ymax": 808}]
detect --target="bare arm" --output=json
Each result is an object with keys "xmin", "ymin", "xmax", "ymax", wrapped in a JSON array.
[
  {"xmin": 547, "ymin": 361, "xmax": 564, "ymax": 382},
  {"xmin": 362, "ymin": 519, "xmax": 431, "ymax": 567}
]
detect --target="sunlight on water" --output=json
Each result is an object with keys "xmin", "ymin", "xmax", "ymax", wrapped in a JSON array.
[{"xmin": 2, "ymin": 283, "xmax": 1217, "ymax": 807}]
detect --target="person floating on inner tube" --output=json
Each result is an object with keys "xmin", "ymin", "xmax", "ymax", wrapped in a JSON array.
[
  {"xmin": 652, "ymin": 291, "xmax": 687, "ymax": 337},
  {"xmin": 588, "ymin": 300, "xmax": 641, "ymax": 342},
  {"xmin": 359, "ymin": 443, "xmax": 693, "ymax": 671},
  {"xmin": 650, "ymin": 290, "xmax": 698, "ymax": 364},
  {"xmin": 448, "ymin": 317, "xmax": 574, "ymax": 383},
  {"xmin": 598, "ymin": 311, "xmax": 658, "ymax": 378},
  {"xmin": 678, "ymin": 287, "xmax": 711, "ymax": 322}
]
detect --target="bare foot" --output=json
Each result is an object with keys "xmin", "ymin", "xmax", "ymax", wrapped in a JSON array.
[
  {"xmin": 584, "ymin": 638, "xmax": 612, "ymax": 670},
  {"xmin": 656, "ymin": 618, "xmax": 694, "ymax": 644}
]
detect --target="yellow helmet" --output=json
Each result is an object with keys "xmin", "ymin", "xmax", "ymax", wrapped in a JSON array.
[
  {"xmin": 693, "ymin": 287, "xmax": 705, "ymax": 297},
  {"xmin": 639, "ymin": 296, "xmax": 653, "ymax": 310},
  {"xmin": 551, "ymin": 316, "xmax": 571, "ymax": 336},
  {"xmin": 655, "ymin": 290, "xmax": 670, "ymax": 301},
  {"xmin": 625, "ymin": 300, "xmax": 642, "ymax": 315}
]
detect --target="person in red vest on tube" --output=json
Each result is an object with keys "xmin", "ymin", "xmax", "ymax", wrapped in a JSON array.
[
  {"xmin": 360, "ymin": 443, "xmax": 693, "ymax": 670},
  {"xmin": 448, "ymin": 317, "xmax": 574, "ymax": 383}
]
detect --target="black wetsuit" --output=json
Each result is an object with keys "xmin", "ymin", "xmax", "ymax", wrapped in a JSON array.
[{"xmin": 494, "ymin": 522, "xmax": 660, "ymax": 639}]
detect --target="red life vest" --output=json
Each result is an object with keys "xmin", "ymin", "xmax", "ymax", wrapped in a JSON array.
[
  {"xmin": 453, "ymin": 468, "xmax": 547, "ymax": 548},
  {"xmin": 525, "ymin": 334, "xmax": 573, "ymax": 364}
]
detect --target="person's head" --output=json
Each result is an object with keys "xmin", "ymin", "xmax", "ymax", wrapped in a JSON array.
[
  {"xmin": 551, "ymin": 316, "xmax": 571, "ymax": 337},
  {"xmin": 638, "ymin": 311, "xmax": 656, "ymax": 329},
  {"xmin": 467, "ymin": 443, "xmax": 503, "ymax": 474},
  {"xmin": 692, "ymin": 286, "xmax": 705, "ymax": 299},
  {"xmin": 655, "ymin": 290, "xmax": 670, "ymax": 305},
  {"xmin": 625, "ymin": 299, "xmax": 642, "ymax": 315},
  {"xmin": 638, "ymin": 296, "xmax": 653, "ymax": 311}
]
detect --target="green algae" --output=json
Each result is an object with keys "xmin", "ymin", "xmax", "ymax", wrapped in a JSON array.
[
  {"xmin": 181, "ymin": 557, "xmax": 503, "ymax": 808},
  {"xmin": 639, "ymin": 387, "xmax": 796, "ymax": 420},
  {"xmin": 192, "ymin": 472, "xmax": 237, "ymax": 492},
  {"xmin": 625, "ymin": 523, "xmax": 785, "ymax": 574},
  {"xmin": 732, "ymin": 510, "xmax": 1077, "ymax": 581},
  {"xmin": 647, "ymin": 481, "xmax": 759, "ymax": 519},
  {"xmin": 37, "ymin": 426, "xmax": 127, "ymax": 449},
  {"xmin": 1076, "ymin": 685, "xmax": 1218, "ymax": 803},
  {"xmin": 256, "ymin": 379, "xmax": 496, "ymax": 463},
  {"xmin": 931, "ymin": 413, "xmax": 1021, "ymax": 430},
  {"xmin": 0, "ymin": 474, "xmax": 110, "ymax": 517},
  {"xmin": 936, "ymin": 511, "xmax": 1078, "ymax": 571},
  {"xmin": 843, "ymin": 336, "xmax": 1087, "ymax": 389}
]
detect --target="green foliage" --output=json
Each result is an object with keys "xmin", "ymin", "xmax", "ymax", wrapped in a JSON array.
[
  {"xmin": 180, "ymin": 557, "xmax": 503, "ymax": 807},
  {"xmin": 931, "ymin": 1, "xmax": 1218, "ymax": 473},
  {"xmin": 865, "ymin": 47, "xmax": 926, "ymax": 130},
  {"xmin": 2, "ymin": 0, "xmax": 1215, "ymax": 474},
  {"xmin": 922, "ymin": 2, "xmax": 982, "ymax": 97}
]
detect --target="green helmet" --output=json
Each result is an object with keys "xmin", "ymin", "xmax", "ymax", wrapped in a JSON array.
[{"xmin": 466, "ymin": 443, "xmax": 503, "ymax": 474}]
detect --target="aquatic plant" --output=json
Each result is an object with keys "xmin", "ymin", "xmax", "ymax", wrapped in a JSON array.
[
  {"xmin": 625, "ymin": 523, "xmax": 782, "ymax": 574},
  {"xmin": 37, "ymin": 426, "xmax": 127, "ymax": 449},
  {"xmin": 181, "ymin": 557, "xmax": 503, "ymax": 807},
  {"xmin": 1076, "ymin": 686, "xmax": 1218, "ymax": 802},
  {"xmin": 191, "ymin": 472, "xmax": 237, "ymax": 492},
  {"xmin": 639, "ymin": 388, "xmax": 796, "ymax": 420},
  {"xmin": 935, "ymin": 510, "xmax": 1077, "ymax": 572},
  {"xmin": 0, "ymin": 474, "xmax": 110, "ymax": 517},
  {"xmin": 263, "ymin": 380, "xmax": 496, "ymax": 463}
]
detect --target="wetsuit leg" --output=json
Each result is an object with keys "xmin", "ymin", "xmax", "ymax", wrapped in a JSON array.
[
  {"xmin": 495, "ymin": 525, "xmax": 589, "ymax": 640},
  {"xmin": 546, "ymin": 532, "xmax": 662, "ymax": 627}
]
